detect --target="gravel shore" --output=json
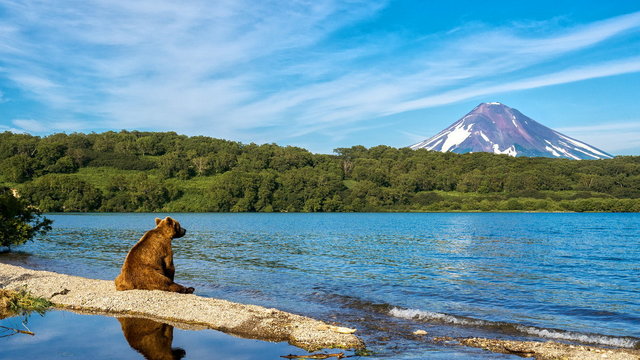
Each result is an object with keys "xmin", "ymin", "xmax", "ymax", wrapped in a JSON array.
[
  {"xmin": 0, "ymin": 263, "xmax": 364, "ymax": 351},
  {"xmin": 435, "ymin": 337, "xmax": 640, "ymax": 360}
]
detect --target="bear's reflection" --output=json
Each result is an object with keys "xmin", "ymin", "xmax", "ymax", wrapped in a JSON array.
[{"xmin": 118, "ymin": 317, "xmax": 186, "ymax": 360}]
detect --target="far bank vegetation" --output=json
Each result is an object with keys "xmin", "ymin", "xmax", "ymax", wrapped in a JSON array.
[{"xmin": 1, "ymin": 131, "xmax": 639, "ymax": 213}]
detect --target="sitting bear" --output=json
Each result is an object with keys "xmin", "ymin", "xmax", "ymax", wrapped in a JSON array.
[{"xmin": 115, "ymin": 217, "xmax": 194, "ymax": 294}]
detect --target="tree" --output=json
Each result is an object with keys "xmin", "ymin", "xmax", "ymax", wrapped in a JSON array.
[
  {"xmin": 191, "ymin": 156, "xmax": 213, "ymax": 176},
  {"xmin": 101, "ymin": 174, "xmax": 180, "ymax": 212},
  {"xmin": 20, "ymin": 175, "xmax": 103, "ymax": 212},
  {"xmin": 0, "ymin": 154, "xmax": 36, "ymax": 183},
  {"xmin": 0, "ymin": 187, "xmax": 52, "ymax": 250},
  {"xmin": 158, "ymin": 152, "xmax": 194, "ymax": 179}
]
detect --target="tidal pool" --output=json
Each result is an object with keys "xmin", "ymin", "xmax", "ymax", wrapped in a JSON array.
[{"xmin": 0, "ymin": 310, "xmax": 312, "ymax": 360}]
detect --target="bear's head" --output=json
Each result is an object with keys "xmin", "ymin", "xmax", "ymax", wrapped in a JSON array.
[{"xmin": 155, "ymin": 217, "xmax": 187, "ymax": 238}]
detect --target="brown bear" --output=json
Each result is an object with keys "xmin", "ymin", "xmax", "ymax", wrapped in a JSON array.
[
  {"xmin": 118, "ymin": 317, "xmax": 186, "ymax": 360},
  {"xmin": 115, "ymin": 217, "xmax": 194, "ymax": 294}
]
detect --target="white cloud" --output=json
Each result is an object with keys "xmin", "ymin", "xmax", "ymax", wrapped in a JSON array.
[
  {"xmin": 452, "ymin": 11, "xmax": 640, "ymax": 58},
  {"xmin": 12, "ymin": 118, "xmax": 49, "ymax": 132},
  {"xmin": 399, "ymin": 130, "xmax": 433, "ymax": 144},
  {"xmin": 556, "ymin": 122, "xmax": 640, "ymax": 133},
  {"xmin": 556, "ymin": 121, "xmax": 640, "ymax": 153},
  {"xmin": 388, "ymin": 57, "xmax": 640, "ymax": 114},
  {"xmin": 8, "ymin": 118, "xmax": 87, "ymax": 134},
  {"xmin": 0, "ymin": 124, "xmax": 26, "ymax": 133},
  {"xmin": 9, "ymin": 73, "xmax": 57, "ymax": 89}
]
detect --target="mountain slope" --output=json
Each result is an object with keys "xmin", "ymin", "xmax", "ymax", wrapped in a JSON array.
[{"xmin": 410, "ymin": 102, "xmax": 613, "ymax": 160}]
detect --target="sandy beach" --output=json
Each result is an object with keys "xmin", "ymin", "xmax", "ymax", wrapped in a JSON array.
[{"xmin": 0, "ymin": 262, "xmax": 364, "ymax": 352}]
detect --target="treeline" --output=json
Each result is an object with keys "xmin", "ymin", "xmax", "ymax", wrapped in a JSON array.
[{"xmin": 1, "ymin": 131, "xmax": 639, "ymax": 212}]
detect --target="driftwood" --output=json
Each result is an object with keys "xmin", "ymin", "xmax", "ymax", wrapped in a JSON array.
[{"xmin": 0, "ymin": 324, "xmax": 35, "ymax": 337}]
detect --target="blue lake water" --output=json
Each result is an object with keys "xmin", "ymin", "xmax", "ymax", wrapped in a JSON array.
[{"xmin": 2, "ymin": 212, "xmax": 639, "ymax": 359}]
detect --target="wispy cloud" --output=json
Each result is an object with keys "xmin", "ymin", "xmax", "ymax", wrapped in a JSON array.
[
  {"xmin": 0, "ymin": 1, "xmax": 639, "ymax": 150},
  {"xmin": 0, "ymin": 124, "xmax": 25, "ymax": 133},
  {"xmin": 11, "ymin": 118, "xmax": 48, "ymax": 132},
  {"xmin": 389, "ymin": 57, "xmax": 640, "ymax": 114},
  {"xmin": 556, "ymin": 122, "xmax": 640, "ymax": 153}
]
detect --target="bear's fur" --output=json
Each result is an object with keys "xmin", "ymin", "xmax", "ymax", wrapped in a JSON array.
[
  {"xmin": 118, "ymin": 317, "xmax": 186, "ymax": 360},
  {"xmin": 115, "ymin": 217, "xmax": 194, "ymax": 294}
]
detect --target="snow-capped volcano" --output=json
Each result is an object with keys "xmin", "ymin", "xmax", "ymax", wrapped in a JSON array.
[{"xmin": 410, "ymin": 102, "xmax": 613, "ymax": 160}]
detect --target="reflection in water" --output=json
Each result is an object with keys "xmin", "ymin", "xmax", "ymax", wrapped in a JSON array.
[{"xmin": 118, "ymin": 317, "xmax": 186, "ymax": 360}]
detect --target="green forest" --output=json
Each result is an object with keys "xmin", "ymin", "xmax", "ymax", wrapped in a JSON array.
[{"xmin": 1, "ymin": 131, "xmax": 639, "ymax": 213}]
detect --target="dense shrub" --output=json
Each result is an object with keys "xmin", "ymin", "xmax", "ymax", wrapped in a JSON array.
[{"xmin": 0, "ymin": 187, "xmax": 52, "ymax": 248}]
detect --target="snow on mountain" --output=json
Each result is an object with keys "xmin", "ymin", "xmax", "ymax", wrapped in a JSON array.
[{"xmin": 410, "ymin": 102, "xmax": 613, "ymax": 160}]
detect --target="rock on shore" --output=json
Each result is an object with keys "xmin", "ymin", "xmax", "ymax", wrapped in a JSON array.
[
  {"xmin": 435, "ymin": 337, "xmax": 640, "ymax": 360},
  {"xmin": 0, "ymin": 263, "xmax": 364, "ymax": 351}
]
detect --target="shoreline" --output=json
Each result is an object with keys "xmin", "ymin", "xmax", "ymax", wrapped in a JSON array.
[
  {"xmin": 35, "ymin": 210, "xmax": 640, "ymax": 214},
  {"xmin": 0, "ymin": 263, "xmax": 364, "ymax": 352},
  {"xmin": 2, "ymin": 263, "xmax": 640, "ymax": 359}
]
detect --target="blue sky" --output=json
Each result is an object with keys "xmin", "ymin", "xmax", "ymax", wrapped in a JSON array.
[{"xmin": 0, "ymin": 0, "xmax": 639, "ymax": 155}]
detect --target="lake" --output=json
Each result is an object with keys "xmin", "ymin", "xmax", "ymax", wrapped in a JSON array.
[{"xmin": 1, "ymin": 213, "xmax": 639, "ymax": 359}]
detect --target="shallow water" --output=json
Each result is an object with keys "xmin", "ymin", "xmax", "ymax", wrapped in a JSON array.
[
  {"xmin": 0, "ymin": 310, "xmax": 303, "ymax": 359},
  {"xmin": 2, "ymin": 212, "xmax": 639, "ymax": 359}
]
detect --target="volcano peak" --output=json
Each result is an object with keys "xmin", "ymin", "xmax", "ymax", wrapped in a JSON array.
[{"xmin": 410, "ymin": 103, "xmax": 612, "ymax": 160}]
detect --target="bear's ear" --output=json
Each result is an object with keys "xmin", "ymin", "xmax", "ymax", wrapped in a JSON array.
[
  {"xmin": 165, "ymin": 217, "xmax": 174, "ymax": 225},
  {"xmin": 155, "ymin": 218, "xmax": 162, "ymax": 226}
]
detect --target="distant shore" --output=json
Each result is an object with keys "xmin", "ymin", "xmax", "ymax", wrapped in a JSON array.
[{"xmin": 2, "ymin": 131, "xmax": 638, "ymax": 214}]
